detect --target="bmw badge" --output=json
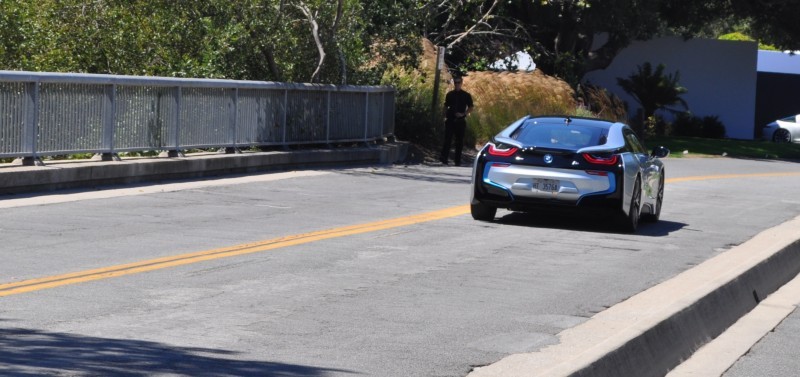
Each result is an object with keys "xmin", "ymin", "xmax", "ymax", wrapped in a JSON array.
[{"xmin": 543, "ymin": 154, "xmax": 553, "ymax": 164}]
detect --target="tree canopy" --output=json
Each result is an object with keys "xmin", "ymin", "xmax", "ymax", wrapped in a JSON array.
[
  {"xmin": 429, "ymin": 0, "xmax": 799, "ymax": 85},
  {"xmin": 0, "ymin": 0, "xmax": 387, "ymax": 84},
  {"xmin": 0, "ymin": 0, "xmax": 797, "ymax": 85}
]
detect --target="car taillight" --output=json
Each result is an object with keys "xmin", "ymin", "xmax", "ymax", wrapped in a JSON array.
[
  {"xmin": 487, "ymin": 144, "xmax": 518, "ymax": 157},
  {"xmin": 582, "ymin": 153, "xmax": 619, "ymax": 166}
]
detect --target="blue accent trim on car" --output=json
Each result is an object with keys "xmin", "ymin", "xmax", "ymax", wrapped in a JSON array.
[{"xmin": 483, "ymin": 165, "xmax": 515, "ymax": 200}]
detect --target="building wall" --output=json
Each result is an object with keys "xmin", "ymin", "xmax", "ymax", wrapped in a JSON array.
[{"xmin": 583, "ymin": 37, "xmax": 758, "ymax": 139}]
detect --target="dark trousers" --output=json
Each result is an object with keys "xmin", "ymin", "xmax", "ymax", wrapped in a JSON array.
[{"xmin": 440, "ymin": 119, "xmax": 466, "ymax": 165}]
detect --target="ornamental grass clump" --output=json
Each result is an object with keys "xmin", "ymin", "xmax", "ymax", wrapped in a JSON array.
[{"xmin": 461, "ymin": 70, "xmax": 576, "ymax": 145}]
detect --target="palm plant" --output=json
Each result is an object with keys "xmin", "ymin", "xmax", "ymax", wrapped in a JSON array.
[{"xmin": 617, "ymin": 62, "xmax": 688, "ymax": 136}]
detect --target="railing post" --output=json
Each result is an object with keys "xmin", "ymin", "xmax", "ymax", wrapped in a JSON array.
[
  {"xmin": 167, "ymin": 86, "xmax": 182, "ymax": 157},
  {"xmin": 326, "ymin": 90, "xmax": 331, "ymax": 146},
  {"xmin": 282, "ymin": 89, "xmax": 288, "ymax": 148},
  {"xmin": 224, "ymin": 88, "xmax": 238, "ymax": 154},
  {"xmin": 363, "ymin": 92, "xmax": 369, "ymax": 145},
  {"xmin": 380, "ymin": 91, "xmax": 386, "ymax": 141},
  {"xmin": 101, "ymin": 84, "xmax": 118, "ymax": 161},
  {"xmin": 21, "ymin": 82, "xmax": 41, "ymax": 166},
  {"xmin": 388, "ymin": 90, "xmax": 396, "ymax": 141}
]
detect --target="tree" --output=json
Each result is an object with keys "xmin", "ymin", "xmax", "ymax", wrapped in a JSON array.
[
  {"xmin": 0, "ymin": 1, "xmax": 29, "ymax": 68},
  {"xmin": 418, "ymin": 0, "xmax": 800, "ymax": 85},
  {"xmin": 385, "ymin": 0, "xmax": 513, "ymax": 74},
  {"xmin": 729, "ymin": 0, "xmax": 800, "ymax": 51},
  {"xmin": 616, "ymin": 62, "xmax": 688, "ymax": 136},
  {"xmin": 1, "ymin": 0, "xmax": 374, "ymax": 84}
]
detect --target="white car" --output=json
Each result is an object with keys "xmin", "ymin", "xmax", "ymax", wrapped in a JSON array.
[{"xmin": 763, "ymin": 114, "xmax": 800, "ymax": 143}]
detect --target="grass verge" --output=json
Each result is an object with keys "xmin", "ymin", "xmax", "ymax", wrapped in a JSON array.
[{"xmin": 646, "ymin": 136, "xmax": 800, "ymax": 161}]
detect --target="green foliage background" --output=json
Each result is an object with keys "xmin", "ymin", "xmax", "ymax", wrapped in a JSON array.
[
  {"xmin": 1, "ymin": 0, "xmax": 797, "ymax": 151},
  {"xmin": 0, "ymin": 0, "xmax": 409, "ymax": 84}
]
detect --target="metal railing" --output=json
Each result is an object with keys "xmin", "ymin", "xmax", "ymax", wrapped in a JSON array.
[{"xmin": 0, "ymin": 71, "xmax": 395, "ymax": 162}]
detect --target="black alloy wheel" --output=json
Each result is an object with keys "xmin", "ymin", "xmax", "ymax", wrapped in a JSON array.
[
  {"xmin": 620, "ymin": 177, "xmax": 642, "ymax": 233},
  {"xmin": 773, "ymin": 128, "xmax": 792, "ymax": 143},
  {"xmin": 643, "ymin": 174, "xmax": 664, "ymax": 223}
]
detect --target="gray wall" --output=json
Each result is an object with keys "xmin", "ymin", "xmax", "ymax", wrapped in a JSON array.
[{"xmin": 583, "ymin": 37, "xmax": 758, "ymax": 140}]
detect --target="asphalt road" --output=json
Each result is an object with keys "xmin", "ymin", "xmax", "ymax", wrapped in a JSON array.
[{"xmin": 1, "ymin": 157, "xmax": 799, "ymax": 376}]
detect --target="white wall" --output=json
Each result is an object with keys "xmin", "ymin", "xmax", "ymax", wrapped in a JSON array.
[{"xmin": 583, "ymin": 37, "xmax": 758, "ymax": 139}]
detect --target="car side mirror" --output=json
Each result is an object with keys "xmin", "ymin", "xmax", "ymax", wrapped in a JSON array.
[{"xmin": 651, "ymin": 146, "xmax": 670, "ymax": 158}]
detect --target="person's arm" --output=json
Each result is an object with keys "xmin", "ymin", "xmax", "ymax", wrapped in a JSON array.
[{"xmin": 464, "ymin": 94, "xmax": 474, "ymax": 118}]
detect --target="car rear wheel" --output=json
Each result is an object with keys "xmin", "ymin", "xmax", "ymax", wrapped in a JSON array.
[
  {"xmin": 471, "ymin": 202, "xmax": 497, "ymax": 221},
  {"xmin": 773, "ymin": 128, "xmax": 792, "ymax": 143},
  {"xmin": 643, "ymin": 174, "xmax": 664, "ymax": 223},
  {"xmin": 619, "ymin": 177, "xmax": 641, "ymax": 232}
]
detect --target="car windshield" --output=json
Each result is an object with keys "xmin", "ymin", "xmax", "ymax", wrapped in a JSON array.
[{"xmin": 511, "ymin": 120, "xmax": 608, "ymax": 150}]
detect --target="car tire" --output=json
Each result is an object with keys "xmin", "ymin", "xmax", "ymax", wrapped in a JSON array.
[
  {"xmin": 619, "ymin": 177, "xmax": 641, "ymax": 232},
  {"xmin": 773, "ymin": 128, "xmax": 792, "ymax": 143},
  {"xmin": 471, "ymin": 202, "xmax": 497, "ymax": 221},
  {"xmin": 643, "ymin": 174, "xmax": 664, "ymax": 223}
]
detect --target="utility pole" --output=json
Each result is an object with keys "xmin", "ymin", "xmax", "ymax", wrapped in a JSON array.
[{"xmin": 431, "ymin": 46, "xmax": 445, "ymax": 126}]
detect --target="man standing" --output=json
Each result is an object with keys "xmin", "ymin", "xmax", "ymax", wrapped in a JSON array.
[{"xmin": 440, "ymin": 75, "xmax": 474, "ymax": 166}]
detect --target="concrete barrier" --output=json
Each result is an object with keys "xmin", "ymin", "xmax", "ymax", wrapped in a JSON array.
[{"xmin": 0, "ymin": 143, "xmax": 408, "ymax": 195}]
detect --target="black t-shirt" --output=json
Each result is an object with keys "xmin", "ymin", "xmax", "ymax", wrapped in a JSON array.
[{"xmin": 444, "ymin": 90, "xmax": 473, "ymax": 121}]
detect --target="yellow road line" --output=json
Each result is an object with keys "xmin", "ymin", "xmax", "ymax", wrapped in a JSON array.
[
  {"xmin": 3, "ymin": 170, "xmax": 800, "ymax": 297},
  {"xmin": 667, "ymin": 172, "xmax": 800, "ymax": 183},
  {"xmin": 0, "ymin": 205, "xmax": 470, "ymax": 297}
]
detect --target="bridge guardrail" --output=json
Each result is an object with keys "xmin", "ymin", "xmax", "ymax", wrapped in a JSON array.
[{"xmin": 0, "ymin": 71, "xmax": 395, "ymax": 164}]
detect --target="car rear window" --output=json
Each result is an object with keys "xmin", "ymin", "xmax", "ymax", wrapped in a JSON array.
[{"xmin": 511, "ymin": 121, "xmax": 608, "ymax": 150}]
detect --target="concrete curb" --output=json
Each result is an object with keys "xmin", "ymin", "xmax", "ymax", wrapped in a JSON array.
[
  {"xmin": 667, "ymin": 266, "xmax": 800, "ymax": 376},
  {"xmin": 0, "ymin": 142, "xmax": 408, "ymax": 195},
  {"xmin": 468, "ymin": 215, "xmax": 800, "ymax": 377}
]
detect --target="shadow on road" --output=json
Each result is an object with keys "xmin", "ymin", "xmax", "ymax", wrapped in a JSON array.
[
  {"xmin": 0, "ymin": 326, "xmax": 357, "ymax": 376},
  {"xmin": 339, "ymin": 164, "xmax": 473, "ymax": 185},
  {"xmin": 495, "ymin": 211, "xmax": 686, "ymax": 236}
]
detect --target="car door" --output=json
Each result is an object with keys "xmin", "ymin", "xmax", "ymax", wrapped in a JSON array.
[{"xmin": 625, "ymin": 130, "xmax": 662, "ymax": 201}]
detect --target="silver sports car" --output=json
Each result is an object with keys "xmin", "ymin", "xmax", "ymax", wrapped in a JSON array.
[{"xmin": 470, "ymin": 116, "xmax": 669, "ymax": 232}]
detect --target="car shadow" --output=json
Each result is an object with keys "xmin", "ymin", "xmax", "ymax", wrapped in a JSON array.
[
  {"xmin": 495, "ymin": 211, "xmax": 686, "ymax": 237},
  {"xmin": 0, "ymin": 324, "xmax": 358, "ymax": 376}
]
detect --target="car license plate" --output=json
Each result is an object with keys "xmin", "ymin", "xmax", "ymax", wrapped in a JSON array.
[{"xmin": 533, "ymin": 178, "xmax": 559, "ymax": 192}]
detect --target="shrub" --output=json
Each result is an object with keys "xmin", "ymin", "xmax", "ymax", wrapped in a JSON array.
[
  {"xmin": 672, "ymin": 112, "xmax": 703, "ymax": 137},
  {"xmin": 383, "ymin": 68, "xmax": 443, "ymax": 148},
  {"xmin": 582, "ymin": 84, "xmax": 628, "ymax": 122},
  {"xmin": 671, "ymin": 112, "xmax": 726, "ymax": 139},
  {"xmin": 459, "ymin": 70, "xmax": 577, "ymax": 145},
  {"xmin": 701, "ymin": 115, "xmax": 726, "ymax": 139},
  {"xmin": 384, "ymin": 39, "xmax": 599, "ymax": 149}
]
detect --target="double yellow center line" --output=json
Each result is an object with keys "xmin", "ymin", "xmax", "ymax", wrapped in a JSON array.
[
  {"xmin": 0, "ymin": 205, "xmax": 470, "ymax": 297},
  {"xmin": 3, "ymin": 171, "xmax": 800, "ymax": 297}
]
